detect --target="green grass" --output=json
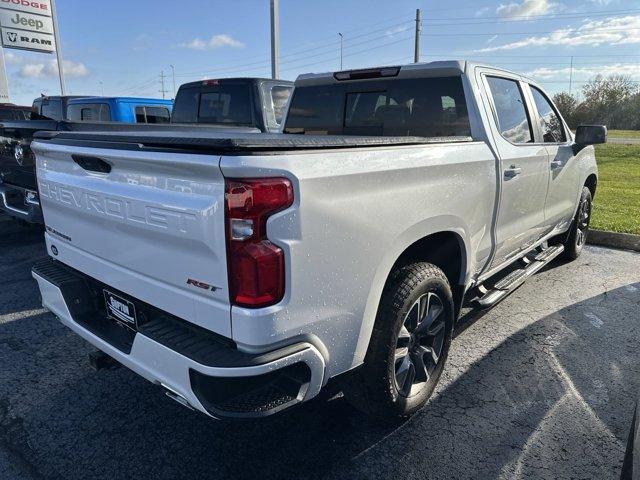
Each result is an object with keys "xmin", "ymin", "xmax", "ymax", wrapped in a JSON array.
[
  {"xmin": 590, "ymin": 143, "xmax": 640, "ymax": 235},
  {"xmin": 608, "ymin": 130, "xmax": 640, "ymax": 139}
]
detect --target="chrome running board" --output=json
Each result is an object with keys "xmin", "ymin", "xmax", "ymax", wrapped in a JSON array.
[{"xmin": 473, "ymin": 245, "xmax": 564, "ymax": 309}]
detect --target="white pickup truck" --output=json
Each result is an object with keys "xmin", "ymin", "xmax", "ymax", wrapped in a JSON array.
[{"xmin": 31, "ymin": 61, "xmax": 605, "ymax": 420}]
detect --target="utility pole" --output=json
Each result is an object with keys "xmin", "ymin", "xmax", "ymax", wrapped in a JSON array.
[
  {"xmin": 99, "ymin": 81, "xmax": 104, "ymax": 96},
  {"xmin": 414, "ymin": 9, "xmax": 421, "ymax": 63},
  {"xmin": 338, "ymin": 33, "xmax": 343, "ymax": 70},
  {"xmin": 159, "ymin": 70, "xmax": 168, "ymax": 99},
  {"xmin": 569, "ymin": 55, "xmax": 574, "ymax": 96},
  {"xmin": 270, "ymin": 0, "xmax": 280, "ymax": 79},
  {"xmin": 50, "ymin": 0, "xmax": 66, "ymax": 94},
  {"xmin": 170, "ymin": 64, "xmax": 176, "ymax": 99}
]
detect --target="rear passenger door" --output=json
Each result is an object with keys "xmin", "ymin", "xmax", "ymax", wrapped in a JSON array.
[
  {"xmin": 481, "ymin": 73, "xmax": 550, "ymax": 268},
  {"xmin": 525, "ymin": 84, "xmax": 578, "ymax": 231}
]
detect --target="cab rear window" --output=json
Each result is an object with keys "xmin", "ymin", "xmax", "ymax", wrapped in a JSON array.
[
  {"xmin": 172, "ymin": 83, "xmax": 253, "ymax": 125},
  {"xmin": 284, "ymin": 76, "xmax": 470, "ymax": 137}
]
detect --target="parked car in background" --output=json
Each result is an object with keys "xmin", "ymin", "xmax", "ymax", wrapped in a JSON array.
[
  {"xmin": 30, "ymin": 61, "xmax": 605, "ymax": 420},
  {"xmin": 172, "ymin": 78, "xmax": 293, "ymax": 132},
  {"xmin": 66, "ymin": 97, "xmax": 173, "ymax": 124},
  {"xmin": 0, "ymin": 104, "xmax": 33, "ymax": 121},
  {"xmin": 31, "ymin": 95, "xmax": 87, "ymax": 121}
]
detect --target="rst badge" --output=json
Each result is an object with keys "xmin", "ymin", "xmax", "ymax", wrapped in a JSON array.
[{"xmin": 186, "ymin": 278, "xmax": 219, "ymax": 293}]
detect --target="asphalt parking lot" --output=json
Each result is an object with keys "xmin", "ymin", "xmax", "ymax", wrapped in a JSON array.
[{"xmin": 1, "ymin": 214, "xmax": 639, "ymax": 480}]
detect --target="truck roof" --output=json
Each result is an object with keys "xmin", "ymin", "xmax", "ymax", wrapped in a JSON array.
[
  {"xmin": 178, "ymin": 78, "xmax": 294, "ymax": 89},
  {"xmin": 67, "ymin": 96, "xmax": 173, "ymax": 105},
  {"xmin": 295, "ymin": 60, "xmax": 534, "ymax": 86}
]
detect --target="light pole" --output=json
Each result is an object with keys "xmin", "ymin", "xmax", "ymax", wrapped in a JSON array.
[
  {"xmin": 270, "ymin": 0, "xmax": 280, "ymax": 79},
  {"xmin": 98, "ymin": 81, "xmax": 104, "ymax": 96},
  {"xmin": 50, "ymin": 0, "xmax": 66, "ymax": 94},
  {"xmin": 170, "ymin": 64, "xmax": 176, "ymax": 99},
  {"xmin": 338, "ymin": 32, "xmax": 343, "ymax": 70}
]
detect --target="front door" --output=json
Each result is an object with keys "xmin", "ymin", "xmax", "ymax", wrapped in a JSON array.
[{"xmin": 481, "ymin": 74, "xmax": 550, "ymax": 268}]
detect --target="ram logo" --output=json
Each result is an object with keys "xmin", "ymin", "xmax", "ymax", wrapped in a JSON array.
[{"xmin": 6, "ymin": 32, "xmax": 17, "ymax": 42}]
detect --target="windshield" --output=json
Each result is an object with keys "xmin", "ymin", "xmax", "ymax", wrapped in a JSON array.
[
  {"xmin": 284, "ymin": 76, "xmax": 471, "ymax": 137},
  {"xmin": 172, "ymin": 83, "xmax": 254, "ymax": 126}
]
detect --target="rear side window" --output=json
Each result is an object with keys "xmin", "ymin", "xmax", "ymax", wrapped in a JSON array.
[
  {"xmin": 530, "ymin": 86, "xmax": 566, "ymax": 143},
  {"xmin": 40, "ymin": 99, "xmax": 63, "ymax": 121},
  {"xmin": 486, "ymin": 76, "xmax": 533, "ymax": 144},
  {"xmin": 270, "ymin": 85, "xmax": 293, "ymax": 125},
  {"xmin": 284, "ymin": 76, "xmax": 470, "ymax": 137},
  {"xmin": 172, "ymin": 83, "xmax": 253, "ymax": 126},
  {"xmin": 67, "ymin": 103, "xmax": 111, "ymax": 122},
  {"xmin": 135, "ymin": 106, "xmax": 171, "ymax": 124}
]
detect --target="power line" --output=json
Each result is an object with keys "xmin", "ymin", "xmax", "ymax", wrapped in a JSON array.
[
  {"xmin": 117, "ymin": 6, "xmax": 640, "ymax": 95},
  {"xmin": 419, "ymin": 26, "xmax": 640, "ymax": 36},
  {"xmin": 420, "ymin": 7, "xmax": 640, "ymax": 23},
  {"xmin": 174, "ymin": 20, "xmax": 414, "ymax": 78}
]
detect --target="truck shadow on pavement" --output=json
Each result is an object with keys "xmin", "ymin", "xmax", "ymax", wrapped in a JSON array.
[{"xmin": 0, "ymin": 253, "xmax": 638, "ymax": 479}]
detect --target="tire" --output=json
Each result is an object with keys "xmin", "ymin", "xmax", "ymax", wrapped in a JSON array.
[
  {"xmin": 343, "ymin": 262, "xmax": 454, "ymax": 420},
  {"xmin": 561, "ymin": 186, "xmax": 592, "ymax": 261}
]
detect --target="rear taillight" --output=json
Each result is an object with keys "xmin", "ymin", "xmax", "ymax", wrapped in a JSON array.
[{"xmin": 225, "ymin": 178, "xmax": 294, "ymax": 308}]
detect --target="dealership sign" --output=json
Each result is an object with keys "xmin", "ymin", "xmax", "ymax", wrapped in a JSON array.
[
  {"xmin": 0, "ymin": 0, "xmax": 51, "ymax": 17},
  {"xmin": 0, "ymin": 10, "xmax": 53, "ymax": 34},
  {"xmin": 0, "ymin": 0, "xmax": 54, "ymax": 53},
  {"xmin": 1, "ymin": 27, "xmax": 53, "ymax": 52}
]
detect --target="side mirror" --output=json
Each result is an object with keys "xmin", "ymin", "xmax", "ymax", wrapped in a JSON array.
[
  {"xmin": 574, "ymin": 125, "xmax": 607, "ymax": 149},
  {"xmin": 573, "ymin": 125, "xmax": 606, "ymax": 154}
]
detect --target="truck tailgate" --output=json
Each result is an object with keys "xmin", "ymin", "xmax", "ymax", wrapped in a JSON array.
[{"xmin": 32, "ymin": 141, "xmax": 231, "ymax": 337}]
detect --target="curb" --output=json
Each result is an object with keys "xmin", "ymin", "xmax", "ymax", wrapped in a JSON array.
[{"xmin": 587, "ymin": 230, "xmax": 640, "ymax": 252}]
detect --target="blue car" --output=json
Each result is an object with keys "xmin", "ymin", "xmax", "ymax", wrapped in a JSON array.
[{"xmin": 66, "ymin": 97, "xmax": 173, "ymax": 124}]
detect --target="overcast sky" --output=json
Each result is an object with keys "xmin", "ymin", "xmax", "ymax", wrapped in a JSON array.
[{"xmin": 3, "ymin": 0, "xmax": 640, "ymax": 105}]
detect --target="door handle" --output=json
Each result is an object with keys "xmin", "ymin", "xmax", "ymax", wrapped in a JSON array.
[
  {"xmin": 550, "ymin": 160, "xmax": 563, "ymax": 170},
  {"xmin": 504, "ymin": 165, "xmax": 522, "ymax": 179}
]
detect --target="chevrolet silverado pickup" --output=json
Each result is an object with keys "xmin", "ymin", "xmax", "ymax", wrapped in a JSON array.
[
  {"xmin": 0, "ymin": 78, "xmax": 292, "ymax": 224},
  {"xmin": 30, "ymin": 61, "xmax": 605, "ymax": 420}
]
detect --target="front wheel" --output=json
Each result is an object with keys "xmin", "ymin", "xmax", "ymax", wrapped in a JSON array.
[
  {"xmin": 561, "ymin": 186, "xmax": 592, "ymax": 261},
  {"xmin": 342, "ymin": 262, "xmax": 454, "ymax": 420}
]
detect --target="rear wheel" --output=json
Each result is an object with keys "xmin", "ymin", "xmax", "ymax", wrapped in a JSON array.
[
  {"xmin": 343, "ymin": 263, "xmax": 454, "ymax": 420},
  {"xmin": 561, "ymin": 186, "xmax": 592, "ymax": 261}
]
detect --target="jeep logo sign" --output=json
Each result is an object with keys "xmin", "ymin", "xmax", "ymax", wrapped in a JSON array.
[
  {"xmin": 0, "ymin": 0, "xmax": 51, "ymax": 17},
  {"xmin": 0, "ymin": 10, "xmax": 53, "ymax": 34},
  {"xmin": 1, "ymin": 27, "xmax": 54, "ymax": 52}
]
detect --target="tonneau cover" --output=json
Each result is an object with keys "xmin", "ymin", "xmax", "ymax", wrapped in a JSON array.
[
  {"xmin": 34, "ymin": 129, "xmax": 473, "ymax": 152},
  {"xmin": 0, "ymin": 120, "xmax": 260, "ymax": 138}
]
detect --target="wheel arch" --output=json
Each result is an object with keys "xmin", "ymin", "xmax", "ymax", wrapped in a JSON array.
[{"xmin": 352, "ymin": 216, "xmax": 472, "ymax": 368}]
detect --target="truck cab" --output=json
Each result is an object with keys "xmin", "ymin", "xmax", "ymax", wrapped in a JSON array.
[
  {"xmin": 171, "ymin": 78, "xmax": 293, "ymax": 132},
  {"xmin": 31, "ymin": 95, "xmax": 87, "ymax": 121},
  {"xmin": 66, "ymin": 97, "xmax": 173, "ymax": 124}
]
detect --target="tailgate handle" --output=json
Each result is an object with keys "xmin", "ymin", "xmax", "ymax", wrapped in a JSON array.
[{"xmin": 72, "ymin": 155, "xmax": 111, "ymax": 174}]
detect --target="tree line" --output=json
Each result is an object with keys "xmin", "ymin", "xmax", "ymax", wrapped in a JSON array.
[{"xmin": 552, "ymin": 75, "xmax": 640, "ymax": 131}]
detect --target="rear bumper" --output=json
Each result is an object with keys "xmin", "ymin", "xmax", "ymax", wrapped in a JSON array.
[
  {"xmin": 0, "ymin": 182, "xmax": 43, "ymax": 224},
  {"xmin": 32, "ymin": 258, "xmax": 325, "ymax": 418}
]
